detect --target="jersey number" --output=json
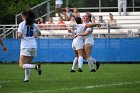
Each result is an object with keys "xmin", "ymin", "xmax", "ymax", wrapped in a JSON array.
[{"xmin": 26, "ymin": 26, "xmax": 33, "ymax": 37}]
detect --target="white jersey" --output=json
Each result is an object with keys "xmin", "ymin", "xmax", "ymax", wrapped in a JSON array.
[
  {"xmin": 84, "ymin": 22, "xmax": 94, "ymax": 46},
  {"xmin": 55, "ymin": 0, "xmax": 63, "ymax": 4},
  {"xmin": 18, "ymin": 21, "xmax": 40, "ymax": 49},
  {"xmin": 72, "ymin": 24, "xmax": 85, "ymax": 50},
  {"xmin": 73, "ymin": 24, "xmax": 85, "ymax": 44}
]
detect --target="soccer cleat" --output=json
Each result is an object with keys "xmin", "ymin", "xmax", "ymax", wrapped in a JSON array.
[
  {"xmin": 35, "ymin": 63, "xmax": 42, "ymax": 75},
  {"xmin": 96, "ymin": 62, "xmax": 100, "ymax": 70},
  {"xmin": 70, "ymin": 69, "xmax": 76, "ymax": 72},
  {"xmin": 90, "ymin": 69, "xmax": 96, "ymax": 72},
  {"xmin": 78, "ymin": 68, "xmax": 83, "ymax": 72},
  {"xmin": 24, "ymin": 80, "xmax": 29, "ymax": 82}
]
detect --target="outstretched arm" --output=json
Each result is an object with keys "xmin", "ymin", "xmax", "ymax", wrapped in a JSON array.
[
  {"xmin": 75, "ymin": 30, "xmax": 90, "ymax": 38},
  {"xmin": 74, "ymin": 24, "xmax": 101, "ymax": 37},
  {"xmin": 0, "ymin": 37, "xmax": 7, "ymax": 52},
  {"xmin": 85, "ymin": 23, "xmax": 101, "ymax": 28},
  {"xmin": 0, "ymin": 37, "xmax": 4, "ymax": 46}
]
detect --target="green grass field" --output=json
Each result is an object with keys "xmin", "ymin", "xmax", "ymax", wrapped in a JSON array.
[{"xmin": 0, "ymin": 63, "xmax": 140, "ymax": 93}]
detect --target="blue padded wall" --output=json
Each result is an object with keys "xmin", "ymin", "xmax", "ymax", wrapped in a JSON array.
[{"xmin": 0, "ymin": 38, "xmax": 140, "ymax": 63}]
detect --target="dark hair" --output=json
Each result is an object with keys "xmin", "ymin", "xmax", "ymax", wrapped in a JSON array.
[
  {"xmin": 86, "ymin": 12, "xmax": 92, "ymax": 22},
  {"xmin": 99, "ymin": 15, "xmax": 103, "ymax": 17},
  {"xmin": 109, "ymin": 13, "xmax": 113, "ymax": 16},
  {"xmin": 22, "ymin": 10, "xmax": 35, "ymax": 25},
  {"xmin": 75, "ymin": 17, "xmax": 82, "ymax": 24}
]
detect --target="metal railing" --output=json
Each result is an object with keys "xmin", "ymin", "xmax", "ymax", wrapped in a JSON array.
[
  {"xmin": 1, "ymin": 23, "xmax": 140, "ymax": 38},
  {"xmin": 0, "ymin": 25, "xmax": 18, "ymax": 38},
  {"xmin": 15, "ymin": 0, "xmax": 50, "ymax": 26}
]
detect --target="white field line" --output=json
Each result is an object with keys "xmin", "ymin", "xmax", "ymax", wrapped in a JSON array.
[
  {"xmin": 0, "ymin": 80, "xmax": 18, "ymax": 83},
  {"xmin": 0, "ymin": 80, "xmax": 18, "ymax": 89},
  {"xmin": 0, "ymin": 80, "xmax": 11, "ymax": 84},
  {"xmin": 0, "ymin": 80, "xmax": 9, "ymax": 89},
  {"xmin": 21, "ymin": 81, "xmax": 140, "ymax": 93}
]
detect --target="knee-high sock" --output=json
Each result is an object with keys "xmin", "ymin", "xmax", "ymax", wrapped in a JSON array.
[
  {"xmin": 23, "ymin": 64, "xmax": 36, "ymax": 69},
  {"xmin": 90, "ymin": 57, "xmax": 96, "ymax": 63},
  {"xmin": 78, "ymin": 56, "xmax": 83, "ymax": 69},
  {"xmin": 24, "ymin": 69, "xmax": 31, "ymax": 81},
  {"xmin": 71, "ymin": 57, "xmax": 78, "ymax": 70},
  {"xmin": 87, "ymin": 57, "xmax": 94, "ymax": 70}
]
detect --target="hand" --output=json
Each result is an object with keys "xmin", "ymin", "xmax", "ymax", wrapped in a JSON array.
[
  {"xmin": 68, "ymin": 29, "xmax": 74, "ymax": 33},
  {"xmin": 96, "ymin": 24, "xmax": 101, "ymax": 28},
  {"xmin": 68, "ymin": 29, "xmax": 72, "ymax": 33},
  {"xmin": 2, "ymin": 46, "xmax": 7, "ymax": 52},
  {"xmin": 74, "ymin": 35, "xmax": 78, "ymax": 38}
]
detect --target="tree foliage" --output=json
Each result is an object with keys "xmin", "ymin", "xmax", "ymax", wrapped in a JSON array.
[
  {"xmin": 0, "ymin": 0, "xmax": 45, "ymax": 24},
  {"xmin": 0, "ymin": 0, "xmax": 140, "ymax": 24}
]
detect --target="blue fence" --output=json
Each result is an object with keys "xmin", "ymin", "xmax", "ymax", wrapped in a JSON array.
[{"xmin": 0, "ymin": 38, "xmax": 140, "ymax": 63}]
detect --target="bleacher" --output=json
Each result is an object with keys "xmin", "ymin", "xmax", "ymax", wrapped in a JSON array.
[{"xmin": 40, "ymin": 12, "xmax": 140, "ymax": 38}]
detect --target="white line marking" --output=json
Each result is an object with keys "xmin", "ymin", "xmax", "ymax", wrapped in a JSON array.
[
  {"xmin": 21, "ymin": 81, "xmax": 140, "ymax": 93},
  {"xmin": 0, "ymin": 80, "xmax": 11, "ymax": 83},
  {"xmin": 0, "ymin": 85, "xmax": 1, "ymax": 88},
  {"xmin": 0, "ymin": 80, "xmax": 18, "ymax": 83}
]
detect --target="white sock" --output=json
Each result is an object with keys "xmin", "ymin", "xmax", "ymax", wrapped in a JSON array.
[
  {"xmin": 24, "ymin": 69, "xmax": 31, "ymax": 81},
  {"xmin": 78, "ymin": 56, "xmax": 83, "ymax": 69},
  {"xmin": 87, "ymin": 57, "xmax": 94, "ymax": 70},
  {"xmin": 90, "ymin": 57, "xmax": 96, "ymax": 63},
  {"xmin": 23, "ymin": 64, "xmax": 36, "ymax": 69},
  {"xmin": 71, "ymin": 57, "xmax": 78, "ymax": 70}
]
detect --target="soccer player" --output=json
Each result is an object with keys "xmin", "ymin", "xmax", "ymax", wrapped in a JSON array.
[
  {"xmin": 0, "ymin": 37, "xmax": 7, "ymax": 52},
  {"xmin": 70, "ymin": 13, "xmax": 100, "ymax": 72},
  {"xmin": 83, "ymin": 13, "xmax": 98, "ymax": 72},
  {"xmin": 18, "ymin": 10, "xmax": 41, "ymax": 82},
  {"xmin": 69, "ymin": 17, "xmax": 100, "ymax": 72}
]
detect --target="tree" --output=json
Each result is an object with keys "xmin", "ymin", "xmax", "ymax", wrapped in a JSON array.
[{"xmin": 0, "ymin": 0, "xmax": 140, "ymax": 24}]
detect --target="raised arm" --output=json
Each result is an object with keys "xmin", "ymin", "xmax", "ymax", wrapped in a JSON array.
[
  {"xmin": 85, "ymin": 23, "xmax": 101, "ymax": 28},
  {"xmin": 75, "ymin": 30, "xmax": 90, "ymax": 37}
]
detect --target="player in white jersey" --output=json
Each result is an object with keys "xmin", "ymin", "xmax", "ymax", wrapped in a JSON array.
[
  {"xmin": 69, "ymin": 17, "xmax": 100, "ymax": 72},
  {"xmin": 83, "ymin": 13, "xmax": 97, "ymax": 72},
  {"xmin": 70, "ymin": 13, "xmax": 100, "ymax": 72},
  {"xmin": 18, "ymin": 10, "xmax": 41, "ymax": 82},
  {"xmin": 70, "ymin": 17, "xmax": 85, "ymax": 72}
]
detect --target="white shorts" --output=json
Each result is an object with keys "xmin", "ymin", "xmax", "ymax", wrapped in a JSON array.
[
  {"xmin": 84, "ymin": 42, "xmax": 94, "ymax": 47},
  {"xmin": 20, "ymin": 48, "xmax": 37, "ymax": 57},
  {"xmin": 55, "ymin": 4, "xmax": 62, "ymax": 9},
  {"xmin": 84, "ymin": 37, "xmax": 94, "ymax": 47},
  {"xmin": 72, "ymin": 43, "xmax": 84, "ymax": 50}
]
